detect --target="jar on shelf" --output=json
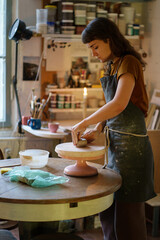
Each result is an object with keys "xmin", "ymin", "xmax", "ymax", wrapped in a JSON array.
[
  {"xmin": 62, "ymin": 10, "xmax": 74, "ymax": 21},
  {"xmin": 139, "ymin": 24, "xmax": 145, "ymax": 37},
  {"xmin": 118, "ymin": 14, "xmax": 126, "ymax": 35},
  {"xmin": 135, "ymin": 13, "xmax": 141, "ymax": 25},
  {"xmin": 62, "ymin": 2, "xmax": 74, "ymax": 11},
  {"xmin": 74, "ymin": 3, "xmax": 87, "ymax": 16},
  {"xmin": 61, "ymin": 26, "xmax": 75, "ymax": 35},
  {"xmin": 127, "ymin": 24, "xmax": 133, "ymax": 36},
  {"xmin": 133, "ymin": 24, "xmax": 140, "ymax": 36}
]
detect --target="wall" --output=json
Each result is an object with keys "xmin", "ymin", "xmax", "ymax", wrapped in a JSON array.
[
  {"xmin": 1, "ymin": 0, "xmax": 160, "ymax": 157},
  {"xmin": 143, "ymin": 1, "xmax": 160, "ymax": 97},
  {"xmin": 0, "ymin": 135, "xmax": 59, "ymax": 158}
]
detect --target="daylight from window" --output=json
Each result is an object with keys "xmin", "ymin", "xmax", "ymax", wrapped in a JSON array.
[{"xmin": 0, "ymin": 0, "xmax": 6, "ymax": 122}]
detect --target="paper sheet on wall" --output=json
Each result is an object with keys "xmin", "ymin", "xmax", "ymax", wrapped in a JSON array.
[
  {"xmin": 46, "ymin": 46, "xmax": 72, "ymax": 71},
  {"xmin": 45, "ymin": 42, "xmax": 89, "ymax": 71}
]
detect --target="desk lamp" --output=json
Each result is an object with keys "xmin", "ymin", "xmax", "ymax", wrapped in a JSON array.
[{"xmin": 8, "ymin": 19, "xmax": 33, "ymax": 134}]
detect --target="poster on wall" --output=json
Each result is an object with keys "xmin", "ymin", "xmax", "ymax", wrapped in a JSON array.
[{"xmin": 23, "ymin": 56, "xmax": 40, "ymax": 81}]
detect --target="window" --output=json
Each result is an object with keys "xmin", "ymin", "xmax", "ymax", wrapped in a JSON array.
[{"xmin": 0, "ymin": 0, "xmax": 11, "ymax": 127}]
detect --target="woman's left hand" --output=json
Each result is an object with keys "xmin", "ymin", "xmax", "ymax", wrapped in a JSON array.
[{"xmin": 71, "ymin": 120, "xmax": 87, "ymax": 145}]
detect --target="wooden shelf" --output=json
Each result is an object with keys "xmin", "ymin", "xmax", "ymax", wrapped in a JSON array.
[
  {"xmin": 43, "ymin": 34, "xmax": 140, "ymax": 42},
  {"xmin": 49, "ymin": 107, "xmax": 99, "ymax": 113},
  {"xmin": 46, "ymin": 87, "xmax": 103, "ymax": 93}
]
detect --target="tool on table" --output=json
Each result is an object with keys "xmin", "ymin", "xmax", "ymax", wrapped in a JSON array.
[{"xmin": 76, "ymin": 138, "xmax": 87, "ymax": 148}]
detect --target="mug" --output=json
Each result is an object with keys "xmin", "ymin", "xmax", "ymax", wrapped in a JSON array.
[
  {"xmin": 27, "ymin": 118, "xmax": 41, "ymax": 130},
  {"xmin": 48, "ymin": 122, "xmax": 59, "ymax": 133},
  {"xmin": 22, "ymin": 116, "xmax": 31, "ymax": 125}
]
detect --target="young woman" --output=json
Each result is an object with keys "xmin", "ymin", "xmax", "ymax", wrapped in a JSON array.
[{"xmin": 71, "ymin": 18, "xmax": 156, "ymax": 240}]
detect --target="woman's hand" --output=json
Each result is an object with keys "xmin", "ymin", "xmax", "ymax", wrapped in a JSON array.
[
  {"xmin": 71, "ymin": 120, "xmax": 87, "ymax": 145},
  {"xmin": 81, "ymin": 128, "xmax": 100, "ymax": 143}
]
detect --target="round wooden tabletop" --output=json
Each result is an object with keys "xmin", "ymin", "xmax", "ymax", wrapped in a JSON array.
[{"xmin": 0, "ymin": 158, "xmax": 122, "ymax": 222}]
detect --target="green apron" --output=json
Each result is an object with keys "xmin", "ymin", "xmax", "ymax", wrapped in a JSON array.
[{"xmin": 100, "ymin": 59, "xmax": 156, "ymax": 202}]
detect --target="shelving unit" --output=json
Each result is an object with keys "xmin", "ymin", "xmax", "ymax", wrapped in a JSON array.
[
  {"xmin": 49, "ymin": 107, "xmax": 99, "ymax": 113},
  {"xmin": 42, "ymin": 33, "xmax": 140, "ymax": 42}
]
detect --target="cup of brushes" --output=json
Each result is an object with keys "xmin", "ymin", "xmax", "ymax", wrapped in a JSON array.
[{"xmin": 28, "ymin": 93, "xmax": 52, "ymax": 130}]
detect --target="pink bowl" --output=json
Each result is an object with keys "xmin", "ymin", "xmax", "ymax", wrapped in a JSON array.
[{"xmin": 48, "ymin": 122, "xmax": 59, "ymax": 133}]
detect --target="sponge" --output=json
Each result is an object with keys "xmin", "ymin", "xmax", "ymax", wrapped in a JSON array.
[{"xmin": 0, "ymin": 168, "xmax": 12, "ymax": 174}]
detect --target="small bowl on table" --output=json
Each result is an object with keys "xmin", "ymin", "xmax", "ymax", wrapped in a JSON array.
[
  {"xmin": 48, "ymin": 122, "xmax": 59, "ymax": 133},
  {"xmin": 19, "ymin": 149, "xmax": 49, "ymax": 168}
]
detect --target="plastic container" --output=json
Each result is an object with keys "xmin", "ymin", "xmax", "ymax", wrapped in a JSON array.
[
  {"xmin": 75, "ymin": 15, "xmax": 86, "ymax": 25},
  {"xmin": 58, "ymin": 94, "xmax": 65, "ymax": 101},
  {"xmin": 47, "ymin": 22, "xmax": 55, "ymax": 33},
  {"xmin": 123, "ymin": 7, "xmax": 135, "ymax": 24},
  {"xmin": 61, "ymin": 20, "xmax": 74, "ymax": 26},
  {"xmin": 64, "ymin": 101, "xmax": 71, "ymax": 109},
  {"xmin": 61, "ymin": 26, "xmax": 75, "ymax": 34},
  {"xmin": 140, "ymin": 24, "xmax": 145, "ymax": 36},
  {"xmin": 19, "ymin": 149, "xmax": 49, "ymax": 168},
  {"xmin": 50, "ymin": 101, "xmax": 57, "ymax": 108},
  {"xmin": 87, "ymin": 4, "xmax": 96, "ymax": 18},
  {"xmin": 51, "ymin": 93, "xmax": 57, "ymax": 101},
  {"xmin": 97, "ymin": 10, "xmax": 108, "ymax": 18},
  {"xmin": 65, "ymin": 94, "xmax": 72, "ymax": 101},
  {"xmin": 87, "ymin": 4, "xmax": 96, "ymax": 12},
  {"xmin": 127, "ymin": 24, "xmax": 134, "ymax": 36},
  {"xmin": 45, "ymin": 5, "xmax": 57, "ymax": 23},
  {"xmin": 62, "ymin": 10, "xmax": 74, "ymax": 20},
  {"xmin": 118, "ymin": 14, "xmax": 126, "ymax": 35},
  {"xmin": 107, "ymin": 13, "xmax": 118, "ymax": 25},
  {"xmin": 133, "ymin": 25, "xmax": 140, "ymax": 35},
  {"xmin": 36, "ymin": 9, "xmax": 48, "ymax": 34},
  {"xmin": 57, "ymin": 101, "xmax": 64, "ymax": 109},
  {"xmin": 74, "ymin": 3, "xmax": 87, "ymax": 10},
  {"xmin": 62, "ymin": 2, "xmax": 74, "ymax": 11}
]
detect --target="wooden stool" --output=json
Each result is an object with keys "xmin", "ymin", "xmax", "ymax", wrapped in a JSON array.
[{"xmin": 146, "ymin": 193, "xmax": 160, "ymax": 237}]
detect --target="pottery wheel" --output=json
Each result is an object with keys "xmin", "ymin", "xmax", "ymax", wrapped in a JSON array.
[{"xmin": 55, "ymin": 142, "xmax": 105, "ymax": 177}]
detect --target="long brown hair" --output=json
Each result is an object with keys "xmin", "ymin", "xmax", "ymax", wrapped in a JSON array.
[{"xmin": 82, "ymin": 17, "xmax": 146, "ymax": 68}]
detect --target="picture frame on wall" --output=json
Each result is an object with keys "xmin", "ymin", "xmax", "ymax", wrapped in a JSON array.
[{"xmin": 23, "ymin": 56, "xmax": 40, "ymax": 81}]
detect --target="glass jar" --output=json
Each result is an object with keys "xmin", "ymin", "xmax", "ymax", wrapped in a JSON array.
[{"xmin": 118, "ymin": 14, "xmax": 126, "ymax": 35}]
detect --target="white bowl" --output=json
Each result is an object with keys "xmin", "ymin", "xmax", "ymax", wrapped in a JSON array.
[{"xmin": 19, "ymin": 149, "xmax": 49, "ymax": 168}]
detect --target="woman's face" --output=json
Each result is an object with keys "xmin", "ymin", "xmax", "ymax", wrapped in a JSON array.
[{"xmin": 87, "ymin": 39, "xmax": 112, "ymax": 63}]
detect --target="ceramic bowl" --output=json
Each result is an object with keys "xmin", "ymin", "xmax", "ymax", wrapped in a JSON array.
[{"xmin": 19, "ymin": 149, "xmax": 49, "ymax": 168}]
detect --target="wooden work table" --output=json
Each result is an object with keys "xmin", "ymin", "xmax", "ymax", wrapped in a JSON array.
[{"xmin": 0, "ymin": 158, "xmax": 121, "ymax": 240}]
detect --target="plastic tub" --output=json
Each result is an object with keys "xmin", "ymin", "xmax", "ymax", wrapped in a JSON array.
[
  {"xmin": 62, "ymin": 10, "xmax": 74, "ymax": 20},
  {"xmin": 61, "ymin": 20, "xmax": 74, "ymax": 26},
  {"xmin": 19, "ymin": 149, "xmax": 49, "ymax": 168},
  {"xmin": 45, "ymin": 5, "xmax": 57, "ymax": 23},
  {"xmin": 75, "ymin": 15, "xmax": 86, "ymax": 25},
  {"xmin": 64, "ymin": 101, "xmax": 71, "ymax": 109},
  {"xmin": 50, "ymin": 101, "xmax": 57, "ymax": 108},
  {"xmin": 61, "ymin": 26, "xmax": 75, "ymax": 34},
  {"xmin": 62, "ymin": 2, "xmax": 74, "ymax": 10}
]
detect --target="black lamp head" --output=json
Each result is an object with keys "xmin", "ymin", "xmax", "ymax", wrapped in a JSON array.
[{"xmin": 8, "ymin": 18, "xmax": 33, "ymax": 42}]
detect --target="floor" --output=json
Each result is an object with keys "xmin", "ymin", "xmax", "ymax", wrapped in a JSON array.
[{"xmin": 9, "ymin": 221, "xmax": 160, "ymax": 240}]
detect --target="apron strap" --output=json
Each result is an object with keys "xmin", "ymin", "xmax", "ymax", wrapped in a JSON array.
[{"xmin": 102, "ymin": 126, "xmax": 148, "ymax": 169}]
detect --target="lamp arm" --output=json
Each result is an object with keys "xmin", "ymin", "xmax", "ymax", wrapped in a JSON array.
[{"xmin": 13, "ymin": 41, "xmax": 24, "ymax": 134}]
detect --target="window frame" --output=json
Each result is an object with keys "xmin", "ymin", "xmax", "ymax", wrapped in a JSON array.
[{"xmin": 0, "ymin": 0, "xmax": 12, "ymax": 128}]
